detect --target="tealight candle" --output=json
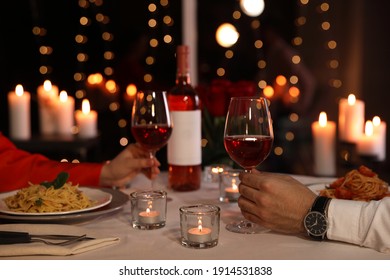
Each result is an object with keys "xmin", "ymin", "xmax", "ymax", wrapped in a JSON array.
[
  {"xmin": 224, "ymin": 178, "xmax": 240, "ymax": 201},
  {"xmin": 130, "ymin": 190, "xmax": 167, "ymax": 230},
  {"xmin": 75, "ymin": 99, "xmax": 98, "ymax": 138},
  {"xmin": 180, "ymin": 204, "xmax": 220, "ymax": 249},
  {"xmin": 57, "ymin": 90, "xmax": 75, "ymax": 135},
  {"xmin": 311, "ymin": 112, "xmax": 336, "ymax": 176},
  {"xmin": 7, "ymin": 84, "xmax": 31, "ymax": 140},
  {"xmin": 219, "ymin": 169, "xmax": 242, "ymax": 202},
  {"xmin": 187, "ymin": 222, "xmax": 212, "ymax": 243},
  {"xmin": 37, "ymin": 80, "xmax": 59, "ymax": 135},
  {"xmin": 138, "ymin": 208, "xmax": 161, "ymax": 224},
  {"xmin": 338, "ymin": 94, "xmax": 365, "ymax": 143}
]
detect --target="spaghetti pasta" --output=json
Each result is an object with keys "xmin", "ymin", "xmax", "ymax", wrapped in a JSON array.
[
  {"xmin": 320, "ymin": 165, "xmax": 389, "ymax": 201},
  {"xmin": 3, "ymin": 182, "xmax": 93, "ymax": 213}
]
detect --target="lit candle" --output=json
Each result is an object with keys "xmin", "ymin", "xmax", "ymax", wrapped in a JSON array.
[
  {"xmin": 372, "ymin": 116, "xmax": 386, "ymax": 161},
  {"xmin": 138, "ymin": 207, "xmax": 161, "ymax": 224},
  {"xmin": 57, "ymin": 91, "xmax": 75, "ymax": 135},
  {"xmin": 75, "ymin": 99, "xmax": 98, "ymax": 138},
  {"xmin": 187, "ymin": 218, "xmax": 212, "ymax": 243},
  {"xmin": 224, "ymin": 178, "xmax": 240, "ymax": 201},
  {"xmin": 357, "ymin": 121, "xmax": 381, "ymax": 158},
  {"xmin": 311, "ymin": 112, "xmax": 336, "ymax": 176},
  {"xmin": 338, "ymin": 94, "xmax": 365, "ymax": 143},
  {"xmin": 37, "ymin": 80, "xmax": 59, "ymax": 135},
  {"xmin": 7, "ymin": 85, "xmax": 31, "ymax": 140}
]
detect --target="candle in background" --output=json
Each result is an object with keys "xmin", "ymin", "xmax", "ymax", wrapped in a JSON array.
[
  {"xmin": 338, "ymin": 94, "xmax": 365, "ymax": 143},
  {"xmin": 37, "ymin": 80, "xmax": 59, "ymax": 135},
  {"xmin": 75, "ymin": 99, "xmax": 98, "ymax": 138},
  {"xmin": 372, "ymin": 116, "xmax": 387, "ymax": 161},
  {"xmin": 57, "ymin": 90, "xmax": 75, "ymax": 135},
  {"xmin": 357, "ymin": 120, "xmax": 381, "ymax": 158},
  {"xmin": 224, "ymin": 178, "xmax": 240, "ymax": 201},
  {"xmin": 311, "ymin": 112, "xmax": 336, "ymax": 176},
  {"xmin": 7, "ymin": 84, "xmax": 31, "ymax": 140}
]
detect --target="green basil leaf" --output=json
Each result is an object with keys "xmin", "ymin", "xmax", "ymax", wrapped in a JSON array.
[{"xmin": 40, "ymin": 172, "xmax": 70, "ymax": 189}]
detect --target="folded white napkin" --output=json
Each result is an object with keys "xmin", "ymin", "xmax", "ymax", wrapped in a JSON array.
[{"xmin": 0, "ymin": 224, "xmax": 119, "ymax": 257}]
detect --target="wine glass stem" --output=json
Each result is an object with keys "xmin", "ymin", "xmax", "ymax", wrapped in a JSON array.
[{"xmin": 150, "ymin": 151, "xmax": 156, "ymax": 189}]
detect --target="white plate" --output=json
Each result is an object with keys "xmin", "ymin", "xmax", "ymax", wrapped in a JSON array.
[
  {"xmin": 0, "ymin": 187, "xmax": 112, "ymax": 216},
  {"xmin": 306, "ymin": 183, "xmax": 332, "ymax": 195}
]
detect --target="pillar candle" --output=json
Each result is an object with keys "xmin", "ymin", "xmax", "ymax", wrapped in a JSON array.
[
  {"xmin": 75, "ymin": 99, "xmax": 98, "ymax": 138},
  {"xmin": 311, "ymin": 112, "xmax": 336, "ymax": 176},
  {"xmin": 57, "ymin": 90, "xmax": 75, "ymax": 135},
  {"xmin": 338, "ymin": 94, "xmax": 365, "ymax": 143},
  {"xmin": 357, "ymin": 121, "xmax": 381, "ymax": 158},
  {"xmin": 372, "ymin": 116, "xmax": 387, "ymax": 161},
  {"xmin": 37, "ymin": 80, "xmax": 59, "ymax": 135},
  {"xmin": 7, "ymin": 85, "xmax": 31, "ymax": 140}
]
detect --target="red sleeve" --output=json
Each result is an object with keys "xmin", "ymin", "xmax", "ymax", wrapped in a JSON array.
[{"xmin": 0, "ymin": 133, "xmax": 103, "ymax": 192}]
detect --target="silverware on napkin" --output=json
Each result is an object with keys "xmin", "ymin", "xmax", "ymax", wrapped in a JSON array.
[{"xmin": 0, "ymin": 230, "xmax": 95, "ymax": 245}]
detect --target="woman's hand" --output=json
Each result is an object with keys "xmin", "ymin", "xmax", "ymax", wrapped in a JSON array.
[
  {"xmin": 238, "ymin": 169, "xmax": 316, "ymax": 234},
  {"xmin": 99, "ymin": 143, "xmax": 160, "ymax": 187}
]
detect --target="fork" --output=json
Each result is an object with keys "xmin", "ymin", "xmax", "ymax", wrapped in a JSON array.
[
  {"xmin": 0, "ymin": 231, "xmax": 94, "ymax": 245},
  {"xmin": 29, "ymin": 234, "xmax": 90, "ymax": 246}
]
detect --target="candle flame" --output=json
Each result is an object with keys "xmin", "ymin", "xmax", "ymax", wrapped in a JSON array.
[
  {"xmin": 211, "ymin": 166, "xmax": 224, "ymax": 174},
  {"xmin": 365, "ymin": 120, "xmax": 374, "ymax": 137},
  {"xmin": 43, "ymin": 80, "xmax": 52, "ymax": 91},
  {"xmin": 15, "ymin": 84, "xmax": 24, "ymax": 96},
  {"xmin": 197, "ymin": 217, "xmax": 203, "ymax": 232},
  {"xmin": 372, "ymin": 116, "xmax": 381, "ymax": 127},
  {"xmin": 82, "ymin": 99, "xmax": 91, "ymax": 114},
  {"xmin": 146, "ymin": 208, "xmax": 151, "ymax": 215},
  {"xmin": 232, "ymin": 178, "xmax": 238, "ymax": 190},
  {"xmin": 347, "ymin": 94, "xmax": 356, "ymax": 106},
  {"xmin": 59, "ymin": 91, "xmax": 68, "ymax": 102},
  {"xmin": 319, "ymin": 111, "xmax": 327, "ymax": 127}
]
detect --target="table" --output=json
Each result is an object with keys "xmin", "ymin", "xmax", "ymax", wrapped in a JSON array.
[{"xmin": 1, "ymin": 173, "xmax": 389, "ymax": 260}]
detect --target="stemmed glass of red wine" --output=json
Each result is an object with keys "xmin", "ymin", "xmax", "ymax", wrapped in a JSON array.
[
  {"xmin": 224, "ymin": 96, "xmax": 274, "ymax": 234},
  {"xmin": 131, "ymin": 90, "xmax": 172, "ymax": 188}
]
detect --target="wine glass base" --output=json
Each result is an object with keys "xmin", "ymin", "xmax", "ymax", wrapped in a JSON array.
[{"xmin": 226, "ymin": 220, "xmax": 270, "ymax": 234}]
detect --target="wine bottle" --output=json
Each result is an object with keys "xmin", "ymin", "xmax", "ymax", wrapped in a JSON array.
[{"xmin": 167, "ymin": 45, "xmax": 202, "ymax": 191}]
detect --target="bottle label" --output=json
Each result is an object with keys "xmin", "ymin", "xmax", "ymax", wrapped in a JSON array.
[{"xmin": 168, "ymin": 110, "xmax": 202, "ymax": 165}]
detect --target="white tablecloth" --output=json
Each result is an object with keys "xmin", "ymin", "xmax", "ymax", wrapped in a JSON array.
[{"xmin": 1, "ymin": 172, "xmax": 389, "ymax": 260}]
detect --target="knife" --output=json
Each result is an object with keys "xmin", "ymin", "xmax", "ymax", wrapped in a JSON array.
[{"xmin": 0, "ymin": 231, "xmax": 94, "ymax": 244}]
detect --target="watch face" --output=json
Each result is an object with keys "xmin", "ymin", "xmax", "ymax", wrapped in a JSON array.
[{"xmin": 304, "ymin": 211, "xmax": 328, "ymax": 237}]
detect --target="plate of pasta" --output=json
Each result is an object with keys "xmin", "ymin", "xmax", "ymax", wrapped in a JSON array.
[
  {"xmin": 0, "ymin": 184, "xmax": 113, "ymax": 216},
  {"xmin": 308, "ymin": 165, "xmax": 390, "ymax": 201}
]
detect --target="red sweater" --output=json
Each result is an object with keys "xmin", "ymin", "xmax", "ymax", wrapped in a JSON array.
[{"xmin": 0, "ymin": 133, "xmax": 103, "ymax": 192}]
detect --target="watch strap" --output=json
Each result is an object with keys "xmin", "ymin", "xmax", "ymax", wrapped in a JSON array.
[
  {"xmin": 311, "ymin": 196, "xmax": 331, "ymax": 213},
  {"xmin": 308, "ymin": 196, "xmax": 331, "ymax": 240}
]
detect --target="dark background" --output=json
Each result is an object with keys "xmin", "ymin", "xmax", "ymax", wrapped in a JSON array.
[{"xmin": 1, "ymin": 0, "xmax": 389, "ymax": 180}]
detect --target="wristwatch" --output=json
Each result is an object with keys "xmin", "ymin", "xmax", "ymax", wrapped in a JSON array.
[{"xmin": 303, "ymin": 196, "xmax": 332, "ymax": 241}]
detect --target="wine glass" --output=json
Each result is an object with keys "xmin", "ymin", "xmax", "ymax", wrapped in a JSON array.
[
  {"xmin": 131, "ymin": 90, "xmax": 172, "ymax": 188},
  {"xmin": 224, "ymin": 96, "xmax": 274, "ymax": 234}
]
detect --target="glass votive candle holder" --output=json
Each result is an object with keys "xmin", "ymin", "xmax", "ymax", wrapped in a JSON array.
[
  {"xmin": 130, "ymin": 190, "xmax": 167, "ymax": 230},
  {"xmin": 219, "ymin": 169, "xmax": 242, "ymax": 202},
  {"xmin": 203, "ymin": 164, "xmax": 228, "ymax": 183},
  {"xmin": 180, "ymin": 204, "xmax": 220, "ymax": 249}
]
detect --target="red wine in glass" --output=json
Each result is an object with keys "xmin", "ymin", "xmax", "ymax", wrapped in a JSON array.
[
  {"xmin": 131, "ymin": 124, "xmax": 172, "ymax": 151},
  {"xmin": 224, "ymin": 135, "xmax": 273, "ymax": 170},
  {"xmin": 223, "ymin": 96, "xmax": 274, "ymax": 234}
]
